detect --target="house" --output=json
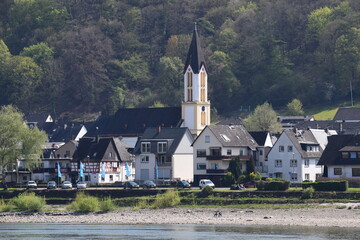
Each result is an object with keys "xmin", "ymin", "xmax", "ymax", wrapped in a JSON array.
[
  {"xmin": 25, "ymin": 113, "xmax": 54, "ymax": 130},
  {"xmin": 267, "ymin": 129, "xmax": 327, "ymax": 183},
  {"xmin": 277, "ymin": 115, "xmax": 314, "ymax": 130},
  {"xmin": 249, "ymin": 131, "xmax": 273, "ymax": 177},
  {"xmin": 318, "ymin": 134, "xmax": 360, "ymax": 184},
  {"xmin": 333, "ymin": 107, "xmax": 360, "ymax": 122},
  {"xmin": 48, "ymin": 122, "xmax": 88, "ymax": 142},
  {"xmin": 71, "ymin": 137, "xmax": 134, "ymax": 184},
  {"xmin": 84, "ymin": 107, "xmax": 183, "ymax": 147},
  {"xmin": 192, "ymin": 125, "xmax": 258, "ymax": 186},
  {"xmin": 133, "ymin": 127, "xmax": 194, "ymax": 183}
]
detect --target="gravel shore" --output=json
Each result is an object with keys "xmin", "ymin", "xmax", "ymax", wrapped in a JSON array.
[{"xmin": 1, "ymin": 204, "xmax": 360, "ymax": 228}]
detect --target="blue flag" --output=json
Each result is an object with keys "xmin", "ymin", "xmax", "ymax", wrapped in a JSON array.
[
  {"xmin": 155, "ymin": 160, "xmax": 158, "ymax": 179},
  {"xmin": 125, "ymin": 162, "xmax": 131, "ymax": 178},
  {"xmin": 79, "ymin": 161, "xmax": 84, "ymax": 178},
  {"xmin": 57, "ymin": 162, "xmax": 62, "ymax": 178},
  {"xmin": 101, "ymin": 162, "xmax": 105, "ymax": 179}
]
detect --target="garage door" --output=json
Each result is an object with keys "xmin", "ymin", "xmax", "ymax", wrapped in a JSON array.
[{"xmin": 140, "ymin": 169, "xmax": 149, "ymax": 180}]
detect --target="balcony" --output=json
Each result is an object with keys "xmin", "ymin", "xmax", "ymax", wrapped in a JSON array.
[
  {"xmin": 206, "ymin": 155, "xmax": 252, "ymax": 161},
  {"xmin": 206, "ymin": 169, "xmax": 228, "ymax": 174}
]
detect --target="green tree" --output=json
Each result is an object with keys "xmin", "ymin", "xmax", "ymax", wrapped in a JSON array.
[
  {"xmin": 287, "ymin": 99, "xmax": 304, "ymax": 115},
  {"xmin": 306, "ymin": 7, "xmax": 333, "ymax": 50},
  {"xmin": 227, "ymin": 157, "xmax": 242, "ymax": 181},
  {"xmin": 0, "ymin": 105, "xmax": 47, "ymax": 188},
  {"xmin": 243, "ymin": 102, "xmax": 282, "ymax": 133}
]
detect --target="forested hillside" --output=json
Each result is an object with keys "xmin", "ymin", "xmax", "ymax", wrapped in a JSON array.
[{"xmin": 0, "ymin": 0, "xmax": 359, "ymax": 118}]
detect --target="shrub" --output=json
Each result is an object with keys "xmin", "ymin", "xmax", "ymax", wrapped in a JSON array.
[
  {"xmin": 0, "ymin": 199, "xmax": 14, "ymax": 212},
  {"xmin": 301, "ymin": 186, "xmax": 315, "ymax": 199},
  {"xmin": 152, "ymin": 189, "xmax": 180, "ymax": 209},
  {"xmin": 221, "ymin": 172, "xmax": 235, "ymax": 187},
  {"xmin": 12, "ymin": 192, "xmax": 45, "ymax": 212},
  {"xmin": 256, "ymin": 180, "xmax": 290, "ymax": 191},
  {"xmin": 265, "ymin": 178, "xmax": 272, "ymax": 182},
  {"xmin": 100, "ymin": 197, "xmax": 116, "ymax": 212},
  {"xmin": 302, "ymin": 181, "xmax": 348, "ymax": 191},
  {"xmin": 249, "ymin": 172, "xmax": 262, "ymax": 181},
  {"xmin": 67, "ymin": 192, "xmax": 99, "ymax": 212},
  {"xmin": 199, "ymin": 185, "xmax": 214, "ymax": 197}
]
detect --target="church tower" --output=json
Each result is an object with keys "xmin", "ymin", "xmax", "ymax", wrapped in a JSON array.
[{"xmin": 182, "ymin": 25, "xmax": 210, "ymax": 136}]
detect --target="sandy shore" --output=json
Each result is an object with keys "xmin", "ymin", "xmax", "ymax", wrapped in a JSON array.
[{"xmin": 1, "ymin": 203, "xmax": 360, "ymax": 228}]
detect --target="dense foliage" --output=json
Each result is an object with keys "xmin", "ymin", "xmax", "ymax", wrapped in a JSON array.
[{"xmin": 0, "ymin": 0, "xmax": 359, "ymax": 118}]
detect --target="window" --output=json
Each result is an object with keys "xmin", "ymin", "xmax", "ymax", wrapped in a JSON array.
[
  {"xmin": 201, "ymin": 111, "xmax": 206, "ymax": 125},
  {"xmin": 275, "ymin": 160, "xmax": 282, "ymax": 167},
  {"xmin": 109, "ymin": 175, "xmax": 113, "ymax": 181},
  {"xmin": 342, "ymin": 152, "xmax": 349, "ymax": 158},
  {"xmin": 141, "ymin": 156, "xmax": 149, "ymax": 163},
  {"xmin": 352, "ymin": 168, "xmax": 360, "ymax": 177},
  {"xmin": 227, "ymin": 149, "xmax": 232, "ymax": 155},
  {"xmin": 240, "ymin": 150, "xmax": 244, "ymax": 156},
  {"xmin": 290, "ymin": 173, "xmax": 298, "ymax": 181},
  {"xmin": 288, "ymin": 146, "xmax": 293, "ymax": 152},
  {"xmin": 279, "ymin": 146, "xmax": 284, "ymax": 152},
  {"xmin": 158, "ymin": 142, "xmax": 167, "ymax": 153},
  {"xmin": 259, "ymin": 150, "xmax": 263, "ymax": 156},
  {"xmin": 205, "ymin": 135, "xmax": 210, "ymax": 143},
  {"xmin": 334, "ymin": 168, "xmax": 342, "ymax": 176},
  {"xmin": 305, "ymin": 173, "xmax": 310, "ymax": 180},
  {"xmin": 187, "ymin": 72, "xmax": 193, "ymax": 102},
  {"xmin": 200, "ymin": 89, "xmax": 205, "ymax": 102},
  {"xmin": 197, "ymin": 164, "xmax": 206, "ymax": 170},
  {"xmin": 290, "ymin": 159, "xmax": 297, "ymax": 167},
  {"xmin": 304, "ymin": 159, "xmax": 309, "ymax": 168},
  {"xmin": 275, "ymin": 173, "xmax": 282, "ymax": 178},
  {"xmin": 197, "ymin": 149, "xmax": 206, "ymax": 157},
  {"xmin": 141, "ymin": 142, "xmax": 151, "ymax": 153},
  {"xmin": 210, "ymin": 148, "xmax": 221, "ymax": 156},
  {"xmin": 350, "ymin": 152, "xmax": 356, "ymax": 159},
  {"xmin": 211, "ymin": 163, "xmax": 219, "ymax": 170},
  {"xmin": 65, "ymin": 150, "xmax": 70, "ymax": 157},
  {"xmin": 109, "ymin": 152, "xmax": 112, "ymax": 158},
  {"xmin": 200, "ymin": 72, "xmax": 206, "ymax": 87}
]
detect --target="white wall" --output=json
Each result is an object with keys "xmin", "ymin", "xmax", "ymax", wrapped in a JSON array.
[{"xmin": 328, "ymin": 165, "xmax": 360, "ymax": 178}]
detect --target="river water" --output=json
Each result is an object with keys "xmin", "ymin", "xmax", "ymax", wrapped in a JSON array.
[{"xmin": 0, "ymin": 223, "xmax": 359, "ymax": 240}]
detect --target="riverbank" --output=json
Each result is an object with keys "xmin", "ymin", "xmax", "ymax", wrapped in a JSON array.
[{"xmin": 1, "ymin": 203, "xmax": 360, "ymax": 228}]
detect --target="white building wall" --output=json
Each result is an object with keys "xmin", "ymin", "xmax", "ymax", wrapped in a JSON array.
[
  {"xmin": 135, "ymin": 154, "xmax": 156, "ymax": 181},
  {"xmin": 173, "ymin": 154, "xmax": 193, "ymax": 181},
  {"xmin": 327, "ymin": 165, "xmax": 360, "ymax": 178},
  {"xmin": 75, "ymin": 126, "xmax": 87, "ymax": 141}
]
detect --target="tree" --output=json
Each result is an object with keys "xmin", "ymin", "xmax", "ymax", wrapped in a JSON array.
[
  {"xmin": 227, "ymin": 157, "xmax": 242, "ymax": 181},
  {"xmin": 287, "ymin": 99, "xmax": 304, "ymax": 115},
  {"xmin": 0, "ymin": 105, "xmax": 47, "ymax": 188},
  {"xmin": 243, "ymin": 102, "xmax": 282, "ymax": 133}
]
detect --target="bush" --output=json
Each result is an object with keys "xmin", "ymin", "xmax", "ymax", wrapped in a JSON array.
[
  {"xmin": 256, "ymin": 180, "xmax": 290, "ymax": 191},
  {"xmin": 199, "ymin": 185, "xmax": 214, "ymax": 197},
  {"xmin": 0, "ymin": 199, "xmax": 14, "ymax": 212},
  {"xmin": 301, "ymin": 186, "xmax": 315, "ymax": 199},
  {"xmin": 301, "ymin": 181, "xmax": 348, "ymax": 191},
  {"xmin": 152, "ymin": 189, "xmax": 180, "ymax": 209},
  {"xmin": 100, "ymin": 197, "xmax": 116, "ymax": 212},
  {"xmin": 12, "ymin": 192, "xmax": 45, "ymax": 212},
  {"xmin": 221, "ymin": 172, "xmax": 235, "ymax": 187},
  {"xmin": 68, "ymin": 192, "xmax": 100, "ymax": 212}
]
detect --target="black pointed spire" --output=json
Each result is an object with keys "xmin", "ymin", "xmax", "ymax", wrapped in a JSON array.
[{"xmin": 184, "ymin": 23, "xmax": 206, "ymax": 74}]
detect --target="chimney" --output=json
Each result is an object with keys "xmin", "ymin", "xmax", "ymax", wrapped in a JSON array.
[{"xmin": 158, "ymin": 125, "xmax": 161, "ymax": 133}]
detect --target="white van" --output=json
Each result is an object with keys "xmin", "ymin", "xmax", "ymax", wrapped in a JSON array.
[{"xmin": 199, "ymin": 179, "xmax": 215, "ymax": 189}]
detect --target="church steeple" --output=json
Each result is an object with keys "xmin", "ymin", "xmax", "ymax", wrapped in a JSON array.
[
  {"xmin": 182, "ymin": 24, "xmax": 210, "ymax": 136},
  {"xmin": 184, "ymin": 23, "xmax": 206, "ymax": 74}
]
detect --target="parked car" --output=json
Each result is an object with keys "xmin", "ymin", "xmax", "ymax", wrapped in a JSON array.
[
  {"xmin": 142, "ymin": 180, "xmax": 156, "ymax": 189},
  {"xmin": 47, "ymin": 181, "xmax": 57, "ymax": 189},
  {"xmin": 61, "ymin": 181, "xmax": 72, "ymax": 189},
  {"xmin": 123, "ymin": 181, "xmax": 139, "ymax": 189},
  {"xmin": 26, "ymin": 181, "xmax": 37, "ymax": 189},
  {"xmin": 76, "ymin": 181, "xmax": 87, "ymax": 189},
  {"xmin": 199, "ymin": 179, "xmax": 215, "ymax": 189},
  {"xmin": 176, "ymin": 180, "xmax": 191, "ymax": 189}
]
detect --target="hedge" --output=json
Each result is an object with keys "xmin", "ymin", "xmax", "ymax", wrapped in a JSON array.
[
  {"xmin": 256, "ymin": 180, "xmax": 290, "ymax": 191},
  {"xmin": 302, "ymin": 181, "xmax": 348, "ymax": 192}
]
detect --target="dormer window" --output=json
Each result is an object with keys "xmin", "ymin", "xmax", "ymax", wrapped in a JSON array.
[
  {"xmin": 141, "ymin": 142, "xmax": 151, "ymax": 153},
  {"xmin": 158, "ymin": 142, "xmax": 167, "ymax": 153},
  {"xmin": 342, "ymin": 152, "xmax": 349, "ymax": 158},
  {"xmin": 350, "ymin": 152, "xmax": 356, "ymax": 158}
]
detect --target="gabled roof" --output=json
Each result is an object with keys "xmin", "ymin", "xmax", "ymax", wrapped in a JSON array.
[
  {"xmin": 133, "ymin": 127, "xmax": 192, "ymax": 155},
  {"xmin": 25, "ymin": 113, "xmax": 53, "ymax": 130},
  {"xmin": 294, "ymin": 120, "xmax": 360, "ymax": 134},
  {"xmin": 201, "ymin": 125, "xmax": 257, "ymax": 150},
  {"xmin": 333, "ymin": 107, "xmax": 360, "ymax": 121},
  {"xmin": 284, "ymin": 129, "xmax": 323, "ymax": 158},
  {"xmin": 249, "ymin": 131, "xmax": 269, "ymax": 146},
  {"xmin": 183, "ymin": 26, "xmax": 206, "ymax": 74},
  {"xmin": 85, "ymin": 107, "xmax": 182, "ymax": 138},
  {"xmin": 73, "ymin": 137, "xmax": 132, "ymax": 162},
  {"xmin": 216, "ymin": 117, "xmax": 243, "ymax": 126},
  {"xmin": 318, "ymin": 135, "xmax": 360, "ymax": 166},
  {"xmin": 48, "ymin": 122, "xmax": 86, "ymax": 142}
]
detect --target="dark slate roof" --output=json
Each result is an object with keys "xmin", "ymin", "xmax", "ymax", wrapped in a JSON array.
[
  {"xmin": 25, "ymin": 113, "xmax": 52, "ymax": 130},
  {"xmin": 333, "ymin": 107, "xmax": 360, "ymax": 121},
  {"xmin": 249, "ymin": 131, "xmax": 269, "ymax": 146},
  {"xmin": 183, "ymin": 26, "xmax": 206, "ymax": 74},
  {"xmin": 73, "ymin": 137, "xmax": 132, "ymax": 162},
  {"xmin": 318, "ymin": 135, "xmax": 360, "ymax": 166},
  {"xmin": 216, "ymin": 117, "xmax": 243, "ymax": 126},
  {"xmin": 85, "ymin": 107, "xmax": 182, "ymax": 138},
  {"xmin": 205, "ymin": 125, "xmax": 258, "ymax": 150},
  {"xmin": 294, "ymin": 120, "xmax": 360, "ymax": 134},
  {"xmin": 284, "ymin": 129, "xmax": 323, "ymax": 158},
  {"xmin": 48, "ymin": 122, "xmax": 85, "ymax": 142},
  {"xmin": 133, "ymin": 127, "xmax": 192, "ymax": 155}
]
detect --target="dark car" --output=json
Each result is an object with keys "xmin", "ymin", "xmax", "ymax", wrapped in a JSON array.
[
  {"xmin": 176, "ymin": 180, "xmax": 191, "ymax": 189},
  {"xmin": 47, "ymin": 181, "xmax": 57, "ymax": 189},
  {"xmin": 123, "ymin": 181, "xmax": 140, "ymax": 189},
  {"xmin": 142, "ymin": 180, "xmax": 156, "ymax": 189}
]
